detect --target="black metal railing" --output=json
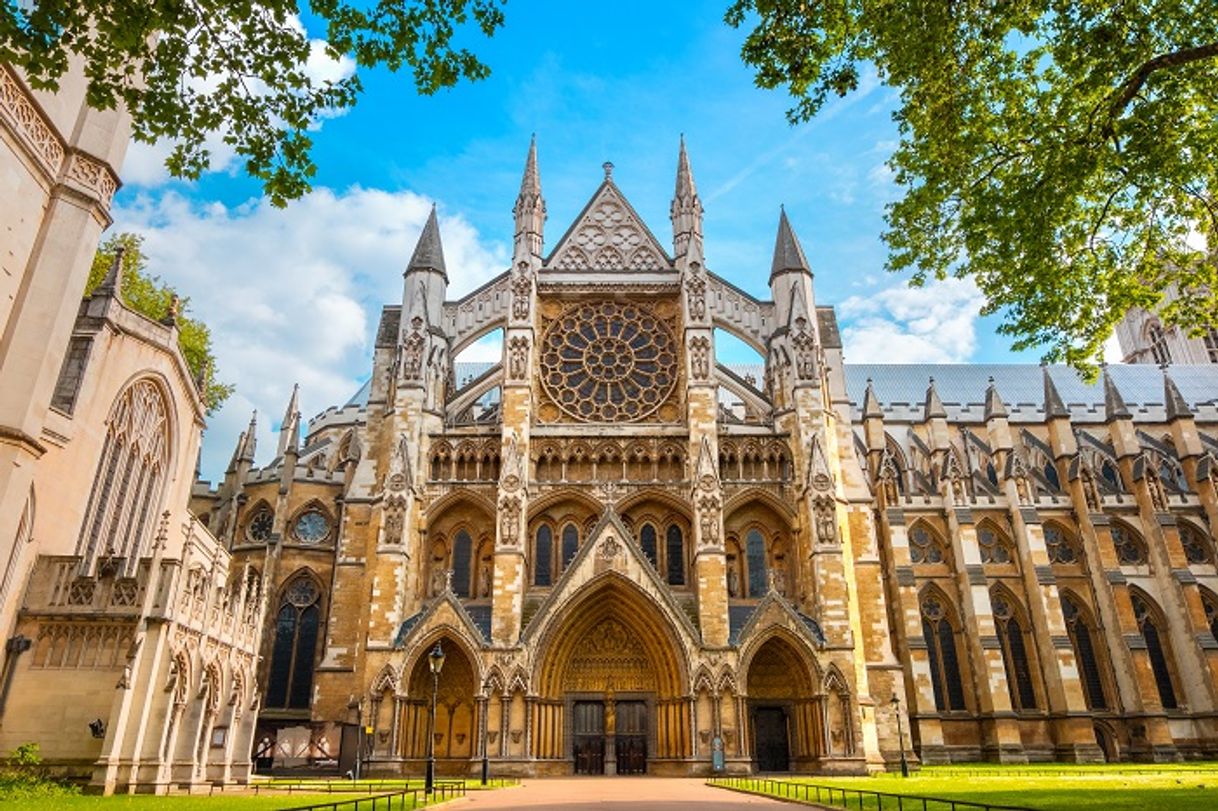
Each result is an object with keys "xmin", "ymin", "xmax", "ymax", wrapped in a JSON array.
[
  {"xmin": 250, "ymin": 777, "xmax": 516, "ymax": 796},
  {"xmin": 275, "ymin": 780, "xmax": 467, "ymax": 810},
  {"xmin": 707, "ymin": 776, "xmax": 1040, "ymax": 811}
]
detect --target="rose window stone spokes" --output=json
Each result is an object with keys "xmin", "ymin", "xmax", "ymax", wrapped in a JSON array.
[{"xmin": 540, "ymin": 301, "xmax": 677, "ymax": 422}]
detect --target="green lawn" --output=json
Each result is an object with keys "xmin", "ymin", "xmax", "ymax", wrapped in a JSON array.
[{"xmin": 714, "ymin": 764, "xmax": 1218, "ymax": 811}]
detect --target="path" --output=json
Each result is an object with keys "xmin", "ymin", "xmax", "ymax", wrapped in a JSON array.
[{"xmin": 456, "ymin": 777, "xmax": 809, "ymax": 809}]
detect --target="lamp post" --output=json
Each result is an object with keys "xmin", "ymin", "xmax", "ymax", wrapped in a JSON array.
[
  {"xmin": 890, "ymin": 694, "xmax": 909, "ymax": 777},
  {"xmin": 425, "ymin": 641, "xmax": 446, "ymax": 795},
  {"xmin": 480, "ymin": 690, "xmax": 490, "ymax": 786},
  {"xmin": 346, "ymin": 698, "xmax": 363, "ymax": 781}
]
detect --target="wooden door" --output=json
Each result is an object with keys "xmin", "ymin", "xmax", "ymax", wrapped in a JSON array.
[
  {"xmin": 614, "ymin": 701, "xmax": 647, "ymax": 775},
  {"xmin": 754, "ymin": 707, "xmax": 790, "ymax": 772},
  {"xmin": 572, "ymin": 701, "xmax": 604, "ymax": 774}
]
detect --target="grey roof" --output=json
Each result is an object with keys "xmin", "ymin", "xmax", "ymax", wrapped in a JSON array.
[
  {"xmin": 845, "ymin": 363, "xmax": 1218, "ymax": 423},
  {"xmin": 465, "ymin": 604, "xmax": 493, "ymax": 640},
  {"xmin": 345, "ymin": 378, "xmax": 372, "ymax": 407},
  {"xmin": 728, "ymin": 605, "xmax": 756, "ymax": 645}
]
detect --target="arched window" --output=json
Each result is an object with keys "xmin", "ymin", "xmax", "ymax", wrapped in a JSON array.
[
  {"xmin": 1202, "ymin": 590, "xmax": 1218, "ymax": 642},
  {"xmin": 1042, "ymin": 460, "xmax": 1061, "ymax": 493},
  {"xmin": 451, "ymin": 530, "xmax": 472, "ymax": 597},
  {"xmin": 666, "ymin": 524, "xmax": 685, "ymax": 586},
  {"xmin": 266, "ymin": 575, "xmax": 321, "ymax": 709},
  {"xmin": 1061, "ymin": 594, "xmax": 1107, "ymax": 710},
  {"xmin": 1111, "ymin": 522, "xmax": 1147, "ymax": 565},
  {"xmin": 1131, "ymin": 593, "xmax": 1178, "ymax": 709},
  {"xmin": 561, "ymin": 523, "xmax": 579, "ymax": 570},
  {"xmin": 1148, "ymin": 323, "xmax": 1171, "ymax": 365},
  {"xmin": 991, "ymin": 591, "xmax": 1037, "ymax": 711},
  {"xmin": 1180, "ymin": 523, "xmax": 1214, "ymax": 565},
  {"xmin": 76, "ymin": 379, "xmax": 170, "ymax": 576},
  {"xmin": 909, "ymin": 523, "xmax": 949, "ymax": 565},
  {"xmin": 534, "ymin": 525, "xmax": 553, "ymax": 586},
  {"xmin": 921, "ymin": 592, "xmax": 966, "ymax": 711},
  {"xmin": 639, "ymin": 523, "xmax": 658, "ymax": 569},
  {"xmin": 745, "ymin": 529, "xmax": 767, "ymax": 597},
  {"xmin": 1044, "ymin": 523, "xmax": 1079, "ymax": 565},
  {"xmin": 977, "ymin": 523, "xmax": 1014, "ymax": 564}
]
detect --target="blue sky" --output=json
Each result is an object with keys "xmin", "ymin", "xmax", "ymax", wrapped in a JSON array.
[{"xmin": 110, "ymin": 1, "xmax": 1044, "ymax": 481}]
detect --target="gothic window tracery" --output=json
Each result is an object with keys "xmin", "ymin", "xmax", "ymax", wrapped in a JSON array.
[
  {"xmin": 1180, "ymin": 522, "xmax": 1214, "ymax": 565},
  {"xmin": 1147, "ymin": 322, "xmax": 1171, "ymax": 365},
  {"xmin": 1044, "ymin": 522, "xmax": 1080, "ymax": 565},
  {"xmin": 977, "ymin": 522, "xmax": 1015, "ymax": 565},
  {"xmin": 266, "ymin": 573, "xmax": 321, "ymax": 709},
  {"xmin": 991, "ymin": 590, "xmax": 1037, "ymax": 711},
  {"xmin": 76, "ymin": 379, "xmax": 170, "ymax": 575},
  {"xmin": 909, "ymin": 523, "xmax": 949, "ymax": 565},
  {"xmin": 921, "ymin": 592, "xmax": 966, "ymax": 711},
  {"xmin": 1061, "ymin": 594, "xmax": 1108, "ymax": 710},
  {"xmin": 1131, "ymin": 592, "xmax": 1178, "ymax": 709},
  {"xmin": 291, "ymin": 507, "xmax": 331, "ymax": 545},
  {"xmin": 1202, "ymin": 589, "xmax": 1218, "ymax": 642},
  {"xmin": 246, "ymin": 505, "xmax": 274, "ymax": 543},
  {"xmin": 1111, "ymin": 522, "xmax": 1148, "ymax": 566},
  {"xmin": 539, "ymin": 301, "xmax": 677, "ymax": 423}
]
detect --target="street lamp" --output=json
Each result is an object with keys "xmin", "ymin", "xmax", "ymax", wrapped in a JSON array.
[
  {"xmin": 425, "ymin": 641, "xmax": 446, "ymax": 795},
  {"xmin": 890, "ymin": 694, "xmax": 909, "ymax": 777},
  {"xmin": 480, "ymin": 682, "xmax": 490, "ymax": 786}
]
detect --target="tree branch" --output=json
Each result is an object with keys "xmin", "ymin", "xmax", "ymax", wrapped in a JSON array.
[{"xmin": 1108, "ymin": 42, "xmax": 1218, "ymax": 123}]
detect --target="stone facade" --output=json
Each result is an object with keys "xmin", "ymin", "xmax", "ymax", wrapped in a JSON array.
[
  {"xmin": 190, "ymin": 141, "xmax": 1218, "ymax": 775},
  {"xmin": 0, "ymin": 63, "xmax": 261, "ymax": 793}
]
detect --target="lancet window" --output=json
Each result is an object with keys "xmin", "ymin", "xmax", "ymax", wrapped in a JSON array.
[
  {"xmin": 76, "ymin": 379, "xmax": 170, "ymax": 576},
  {"xmin": 1044, "ymin": 522, "xmax": 1080, "ymax": 565},
  {"xmin": 1147, "ymin": 322, "xmax": 1171, "ymax": 365},
  {"xmin": 977, "ymin": 522, "xmax": 1015, "ymax": 565},
  {"xmin": 452, "ymin": 530, "xmax": 472, "ymax": 597},
  {"xmin": 1111, "ymin": 522, "xmax": 1148, "ymax": 565},
  {"xmin": 921, "ymin": 592, "xmax": 966, "ymax": 711},
  {"xmin": 1180, "ymin": 522, "xmax": 1214, "ymax": 565},
  {"xmin": 745, "ymin": 529, "xmax": 767, "ymax": 597},
  {"xmin": 665, "ymin": 524, "xmax": 685, "ymax": 586},
  {"xmin": 1202, "ymin": 589, "xmax": 1218, "ymax": 642},
  {"xmin": 1131, "ymin": 592, "xmax": 1178, "ymax": 709},
  {"xmin": 909, "ymin": 523, "xmax": 949, "ymax": 565},
  {"xmin": 561, "ymin": 523, "xmax": 579, "ymax": 570},
  {"xmin": 533, "ymin": 526, "xmax": 553, "ymax": 587},
  {"xmin": 991, "ymin": 591, "xmax": 1037, "ymax": 711},
  {"xmin": 266, "ymin": 574, "xmax": 321, "ymax": 709},
  {"xmin": 1061, "ymin": 594, "xmax": 1107, "ymax": 710},
  {"xmin": 639, "ymin": 523, "xmax": 658, "ymax": 569}
]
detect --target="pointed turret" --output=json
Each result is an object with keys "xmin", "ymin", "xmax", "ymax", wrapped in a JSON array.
[
  {"xmin": 226, "ymin": 430, "xmax": 246, "ymax": 474},
  {"xmin": 238, "ymin": 411, "xmax": 258, "ymax": 464},
  {"xmin": 924, "ymin": 378, "xmax": 947, "ymax": 420},
  {"xmin": 407, "ymin": 206, "xmax": 447, "ymax": 279},
  {"xmin": 277, "ymin": 384, "xmax": 300, "ymax": 457},
  {"xmin": 862, "ymin": 378, "xmax": 883, "ymax": 419},
  {"xmin": 513, "ymin": 135, "xmax": 546, "ymax": 260},
  {"xmin": 95, "ymin": 246, "xmax": 125, "ymax": 300},
  {"xmin": 771, "ymin": 208, "xmax": 811, "ymax": 279},
  {"xmin": 984, "ymin": 377, "xmax": 1008, "ymax": 420},
  {"xmin": 1043, "ymin": 366, "xmax": 1069, "ymax": 419},
  {"xmin": 1163, "ymin": 371, "xmax": 1192, "ymax": 421},
  {"xmin": 671, "ymin": 135, "xmax": 703, "ymax": 260},
  {"xmin": 1102, "ymin": 367, "xmax": 1130, "ymax": 422}
]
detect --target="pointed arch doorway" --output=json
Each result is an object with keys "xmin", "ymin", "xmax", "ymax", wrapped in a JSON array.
[{"xmin": 533, "ymin": 576, "xmax": 691, "ymax": 775}]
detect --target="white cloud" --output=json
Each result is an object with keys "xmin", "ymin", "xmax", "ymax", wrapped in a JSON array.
[
  {"xmin": 111, "ymin": 186, "xmax": 508, "ymax": 481},
  {"xmin": 838, "ymin": 277, "xmax": 986, "ymax": 363}
]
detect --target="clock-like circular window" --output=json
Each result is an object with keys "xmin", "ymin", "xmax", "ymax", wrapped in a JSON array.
[
  {"xmin": 293, "ymin": 510, "xmax": 330, "ymax": 544},
  {"xmin": 539, "ymin": 301, "xmax": 677, "ymax": 422},
  {"xmin": 247, "ymin": 508, "xmax": 274, "ymax": 542}
]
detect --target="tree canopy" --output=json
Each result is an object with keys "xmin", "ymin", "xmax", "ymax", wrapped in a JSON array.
[
  {"xmin": 88, "ymin": 233, "xmax": 232, "ymax": 413},
  {"xmin": 1, "ymin": 1, "xmax": 505, "ymax": 206},
  {"xmin": 727, "ymin": 1, "xmax": 1218, "ymax": 370}
]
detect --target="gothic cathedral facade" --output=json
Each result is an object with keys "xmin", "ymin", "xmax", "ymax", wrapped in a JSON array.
[{"xmin": 193, "ymin": 141, "xmax": 1218, "ymax": 776}]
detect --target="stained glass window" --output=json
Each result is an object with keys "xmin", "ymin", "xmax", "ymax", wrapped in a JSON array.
[
  {"xmin": 561, "ymin": 524, "xmax": 579, "ymax": 570},
  {"xmin": 922, "ymin": 595, "xmax": 966, "ymax": 711},
  {"xmin": 534, "ymin": 526, "xmax": 552, "ymax": 586},
  {"xmin": 666, "ymin": 524, "xmax": 685, "ymax": 585},
  {"xmin": 452, "ymin": 530, "xmax": 472, "ymax": 597},
  {"xmin": 992, "ymin": 593, "xmax": 1037, "ymax": 711},
  {"xmin": 1111, "ymin": 524, "xmax": 1147, "ymax": 565},
  {"xmin": 1062, "ymin": 595, "xmax": 1107, "ymax": 709},
  {"xmin": 639, "ymin": 523, "xmax": 657, "ymax": 569},
  {"xmin": 1132, "ymin": 594, "xmax": 1177, "ymax": 709},
  {"xmin": 266, "ymin": 575, "xmax": 321, "ymax": 710},
  {"xmin": 909, "ymin": 524, "xmax": 948, "ymax": 564},
  {"xmin": 745, "ymin": 529, "xmax": 767, "ymax": 597},
  {"xmin": 1044, "ymin": 523, "xmax": 1079, "ymax": 565}
]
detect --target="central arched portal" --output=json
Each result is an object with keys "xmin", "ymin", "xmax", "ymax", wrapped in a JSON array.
[{"xmin": 534, "ymin": 578, "xmax": 690, "ymax": 775}]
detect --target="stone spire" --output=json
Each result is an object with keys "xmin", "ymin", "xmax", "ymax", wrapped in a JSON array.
[
  {"xmin": 95, "ymin": 246, "xmax": 125, "ymax": 300},
  {"xmin": 924, "ymin": 377, "xmax": 947, "ymax": 420},
  {"xmin": 984, "ymin": 377, "xmax": 1008, "ymax": 420},
  {"xmin": 1042, "ymin": 366, "xmax": 1069, "ymax": 419},
  {"xmin": 226, "ymin": 430, "xmax": 246, "ymax": 474},
  {"xmin": 277, "ymin": 384, "xmax": 300, "ymax": 457},
  {"xmin": 513, "ymin": 135, "xmax": 545, "ymax": 260},
  {"xmin": 1163, "ymin": 370, "xmax": 1192, "ymax": 421},
  {"xmin": 1102, "ymin": 367, "xmax": 1130, "ymax": 422},
  {"xmin": 770, "ymin": 207, "xmax": 811, "ymax": 279},
  {"xmin": 238, "ymin": 411, "xmax": 258, "ymax": 464},
  {"xmin": 862, "ymin": 378, "xmax": 883, "ymax": 419},
  {"xmin": 406, "ymin": 205, "xmax": 447, "ymax": 280},
  {"xmin": 671, "ymin": 135, "xmax": 703, "ymax": 260}
]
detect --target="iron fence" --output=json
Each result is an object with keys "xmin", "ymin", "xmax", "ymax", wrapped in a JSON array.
[{"xmin": 707, "ymin": 776, "xmax": 1040, "ymax": 811}]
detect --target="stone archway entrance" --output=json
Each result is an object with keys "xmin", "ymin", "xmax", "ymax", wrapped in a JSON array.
[
  {"xmin": 746, "ymin": 635, "xmax": 819, "ymax": 772},
  {"xmin": 534, "ymin": 578, "xmax": 690, "ymax": 775}
]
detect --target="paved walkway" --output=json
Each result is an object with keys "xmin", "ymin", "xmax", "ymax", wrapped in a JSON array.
[{"xmin": 456, "ymin": 777, "xmax": 804, "ymax": 809}]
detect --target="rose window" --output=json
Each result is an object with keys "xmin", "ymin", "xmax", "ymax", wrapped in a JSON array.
[{"xmin": 540, "ymin": 301, "xmax": 677, "ymax": 422}]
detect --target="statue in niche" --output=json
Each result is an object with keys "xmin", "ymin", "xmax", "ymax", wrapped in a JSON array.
[
  {"xmin": 814, "ymin": 497, "xmax": 837, "ymax": 545},
  {"xmin": 689, "ymin": 335, "xmax": 710, "ymax": 380},
  {"xmin": 508, "ymin": 336, "xmax": 529, "ymax": 380},
  {"xmin": 726, "ymin": 557, "xmax": 740, "ymax": 598},
  {"xmin": 511, "ymin": 265, "xmax": 532, "ymax": 320},
  {"xmin": 479, "ymin": 560, "xmax": 492, "ymax": 598}
]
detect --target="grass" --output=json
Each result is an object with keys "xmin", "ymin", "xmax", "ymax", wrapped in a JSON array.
[
  {"xmin": 712, "ymin": 763, "xmax": 1218, "ymax": 811},
  {"xmin": 5, "ymin": 776, "xmax": 510, "ymax": 809}
]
